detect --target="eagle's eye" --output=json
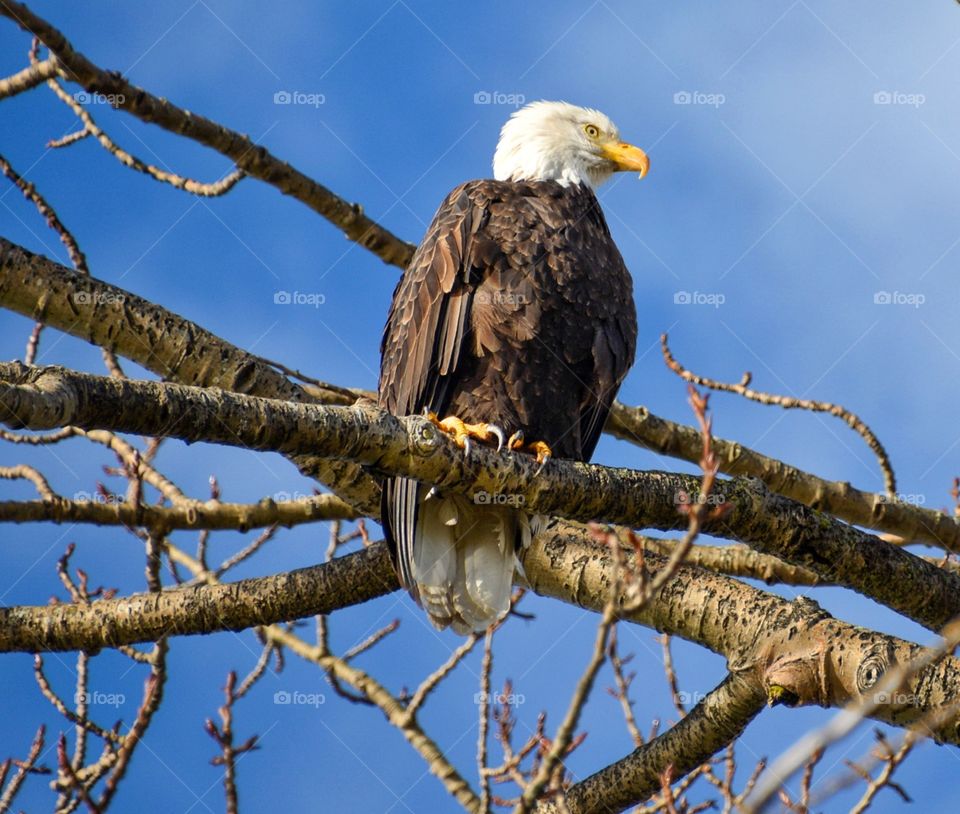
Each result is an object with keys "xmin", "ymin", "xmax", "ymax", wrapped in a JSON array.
[{"xmin": 583, "ymin": 123, "xmax": 601, "ymax": 139}]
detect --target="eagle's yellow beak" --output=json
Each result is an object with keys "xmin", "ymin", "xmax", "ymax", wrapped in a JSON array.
[{"xmin": 601, "ymin": 140, "xmax": 650, "ymax": 179}]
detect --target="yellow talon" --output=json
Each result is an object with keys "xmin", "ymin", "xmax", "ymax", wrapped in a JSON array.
[
  {"xmin": 508, "ymin": 433, "xmax": 553, "ymax": 465},
  {"xmin": 427, "ymin": 413, "xmax": 505, "ymax": 452},
  {"xmin": 527, "ymin": 440, "xmax": 552, "ymax": 466}
]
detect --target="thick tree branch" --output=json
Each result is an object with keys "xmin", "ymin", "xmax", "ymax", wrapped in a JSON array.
[
  {"xmin": 520, "ymin": 524, "xmax": 960, "ymax": 743},
  {"xmin": 639, "ymin": 536, "xmax": 960, "ymax": 587},
  {"xmin": 4, "ymin": 235, "xmax": 956, "ymax": 557},
  {"xmin": 2, "ymin": 361, "xmax": 959, "ymax": 633},
  {"xmin": 0, "ymin": 493, "xmax": 357, "ymax": 530},
  {"xmin": 3, "ymin": 531, "xmax": 959, "ymax": 750},
  {"xmin": 607, "ymin": 402, "xmax": 960, "ymax": 553},
  {"xmin": 0, "ymin": 543, "xmax": 398, "ymax": 652},
  {"xmin": 537, "ymin": 672, "xmax": 767, "ymax": 814},
  {"xmin": 0, "ymin": 1, "xmax": 415, "ymax": 268},
  {"xmin": 0, "ymin": 237, "xmax": 378, "ymax": 512}
]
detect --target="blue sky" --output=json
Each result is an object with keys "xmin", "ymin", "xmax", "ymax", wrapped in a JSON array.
[{"xmin": 2, "ymin": 1, "xmax": 960, "ymax": 811}]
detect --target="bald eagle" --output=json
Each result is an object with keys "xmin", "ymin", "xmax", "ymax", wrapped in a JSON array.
[{"xmin": 379, "ymin": 101, "xmax": 646, "ymax": 633}]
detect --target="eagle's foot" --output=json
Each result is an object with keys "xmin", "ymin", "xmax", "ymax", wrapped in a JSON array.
[
  {"xmin": 426, "ymin": 412, "xmax": 505, "ymax": 456},
  {"xmin": 507, "ymin": 431, "xmax": 553, "ymax": 468}
]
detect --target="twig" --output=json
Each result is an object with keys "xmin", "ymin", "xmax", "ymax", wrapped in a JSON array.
[
  {"xmin": 41, "ymin": 74, "xmax": 245, "ymax": 196},
  {"xmin": 606, "ymin": 626, "xmax": 643, "ymax": 747},
  {"xmin": 0, "ymin": 463, "xmax": 55, "ymax": 499},
  {"xmin": 0, "ymin": 725, "xmax": 48, "ymax": 813},
  {"xmin": 478, "ymin": 628, "xmax": 495, "ymax": 814},
  {"xmin": 0, "ymin": 1, "xmax": 415, "ymax": 267},
  {"xmin": 205, "ymin": 672, "xmax": 259, "ymax": 814},
  {"xmin": 661, "ymin": 332, "xmax": 896, "ymax": 496},
  {"xmin": 0, "ymin": 53, "xmax": 58, "ymax": 98}
]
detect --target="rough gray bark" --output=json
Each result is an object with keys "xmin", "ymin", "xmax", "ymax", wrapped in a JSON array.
[
  {"xmin": 4, "ymin": 234, "xmax": 957, "ymax": 553},
  {"xmin": 608, "ymin": 401, "xmax": 960, "ymax": 552},
  {"xmin": 538, "ymin": 673, "xmax": 767, "ymax": 814},
  {"xmin": 0, "ymin": 237, "xmax": 379, "ymax": 512},
  {"xmin": 2, "ymin": 360, "xmax": 959, "ymax": 634},
  {"xmin": 0, "ymin": 544, "xmax": 397, "ymax": 652}
]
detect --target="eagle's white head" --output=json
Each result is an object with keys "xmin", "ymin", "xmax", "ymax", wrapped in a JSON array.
[{"xmin": 493, "ymin": 100, "xmax": 649, "ymax": 190}]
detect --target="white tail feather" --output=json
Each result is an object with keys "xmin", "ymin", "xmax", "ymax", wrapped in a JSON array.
[{"xmin": 412, "ymin": 494, "xmax": 528, "ymax": 632}]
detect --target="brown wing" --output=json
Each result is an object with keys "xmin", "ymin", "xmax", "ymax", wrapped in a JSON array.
[
  {"xmin": 573, "ymin": 205, "xmax": 637, "ymax": 462},
  {"xmin": 379, "ymin": 183, "xmax": 484, "ymax": 419},
  {"xmin": 379, "ymin": 183, "xmax": 485, "ymax": 588}
]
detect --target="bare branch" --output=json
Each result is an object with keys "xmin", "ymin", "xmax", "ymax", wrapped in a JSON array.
[
  {"xmin": 606, "ymin": 401, "xmax": 960, "ymax": 553},
  {"xmin": 3, "ymin": 360, "xmax": 959, "ymax": 633},
  {"xmin": 0, "ymin": 542, "xmax": 398, "ymax": 653},
  {"xmin": 0, "ymin": 493, "xmax": 357, "ymax": 530},
  {"xmin": 0, "ymin": 53, "xmax": 57, "ymax": 99},
  {"xmin": 0, "ymin": 1, "xmax": 415, "ymax": 267},
  {"xmin": 0, "ymin": 236, "xmax": 379, "ymax": 511},
  {"xmin": 661, "ymin": 332, "xmax": 897, "ymax": 496},
  {"xmin": 536, "ymin": 673, "xmax": 766, "ymax": 814}
]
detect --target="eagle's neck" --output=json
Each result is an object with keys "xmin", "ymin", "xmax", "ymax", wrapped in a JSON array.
[{"xmin": 493, "ymin": 138, "xmax": 611, "ymax": 190}]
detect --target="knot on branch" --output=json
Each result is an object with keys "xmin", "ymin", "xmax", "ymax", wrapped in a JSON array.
[{"xmin": 410, "ymin": 415, "xmax": 442, "ymax": 456}]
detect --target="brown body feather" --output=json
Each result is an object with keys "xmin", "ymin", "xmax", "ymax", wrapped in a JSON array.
[{"xmin": 379, "ymin": 179, "xmax": 637, "ymax": 631}]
